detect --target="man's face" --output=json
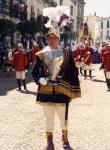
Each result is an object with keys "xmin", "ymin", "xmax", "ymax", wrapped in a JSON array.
[
  {"xmin": 48, "ymin": 34, "xmax": 59, "ymax": 48},
  {"xmin": 18, "ymin": 46, "xmax": 23, "ymax": 52}
]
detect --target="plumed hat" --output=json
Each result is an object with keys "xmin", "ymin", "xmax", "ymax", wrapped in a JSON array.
[
  {"xmin": 42, "ymin": 6, "xmax": 70, "ymax": 38},
  {"xmin": 47, "ymin": 28, "xmax": 60, "ymax": 39}
]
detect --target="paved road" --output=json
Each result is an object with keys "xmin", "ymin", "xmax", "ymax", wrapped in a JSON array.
[{"xmin": 0, "ymin": 64, "xmax": 110, "ymax": 150}]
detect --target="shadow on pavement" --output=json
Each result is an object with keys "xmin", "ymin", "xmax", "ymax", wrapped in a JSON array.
[
  {"xmin": 92, "ymin": 79, "xmax": 106, "ymax": 83},
  {"xmin": 19, "ymin": 89, "xmax": 37, "ymax": 96},
  {"xmin": 0, "ymin": 71, "xmax": 35, "ymax": 96}
]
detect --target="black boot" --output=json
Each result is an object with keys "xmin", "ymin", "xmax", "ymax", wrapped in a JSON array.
[
  {"xmin": 89, "ymin": 70, "xmax": 92, "ymax": 79},
  {"xmin": 22, "ymin": 79, "xmax": 27, "ymax": 90},
  {"xmin": 106, "ymin": 79, "xmax": 110, "ymax": 91},
  {"xmin": 43, "ymin": 132, "xmax": 55, "ymax": 150},
  {"xmin": 17, "ymin": 79, "xmax": 21, "ymax": 90},
  {"xmin": 80, "ymin": 67, "xmax": 83, "ymax": 75},
  {"xmin": 84, "ymin": 70, "xmax": 87, "ymax": 79},
  {"xmin": 62, "ymin": 130, "xmax": 74, "ymax": 150}
]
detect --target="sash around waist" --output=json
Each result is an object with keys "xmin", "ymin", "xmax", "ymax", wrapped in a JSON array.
[{"xmin": 38, "ymin": 81, "xmax": 81, "ymax": 99}]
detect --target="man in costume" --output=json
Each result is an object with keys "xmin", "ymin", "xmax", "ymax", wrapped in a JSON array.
[
  {"xmin": 13, "ymin": 43, "xmax": 28, "ymax": 91},
  {"xmin": 31, "ymin": 6, "xmax": 81, "ymax": 150},
  {"xmin": 31, "ymin": 29, "xmax": 81, "ymax": 150},
  {"xmin": 73, "ymin": 46, "xmax": 82, "ymax": 74},
  {"xmin": 82, "ymin": 42, "xmax": 93, "ymax": 79},
  {"xmin": 30, "ymin": 41, "xmax": 41, "ymax": 66},
  {"xmin": 101, "ymin": 43, "xmax": 110, "ymax": 91},
  {"xmin": 73, "ymin": 45, "xmax": 85, "ymax": 75}
]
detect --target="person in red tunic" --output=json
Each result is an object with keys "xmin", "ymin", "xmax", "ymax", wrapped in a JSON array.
[
  {"xmin": 100, "ymin": 42, "xmax": 108, "ymax": 68},
  {"xmin": 30, "ymin": 42, "xmax": 41, "ymax": 66},
  {"xmin": 73, "ymin": 46, "xmax": 83, "ymax": 75},
  {"xmin": 83, "ymin": 42, "xmax": 93, "ymax": 79},
  {"xmin": 13, "ymin": 43, "xmax": 28, "ymax": 91},
  {"xmin": 79, "ymin": 45, "xmax": 85, "ymax": 75},
  {"xmin": 101, "ymin": 43, "xmax": 110, "ymax": 91}
]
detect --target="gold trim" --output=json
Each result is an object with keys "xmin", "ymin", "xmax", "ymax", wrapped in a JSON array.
[
  {"xmin": 38, "ymin": 84, "xmax": 81, "ymax": 99},
  {"xmin": 45, "ymin": 132, "xmax": 53, "ymax": 138},
  {"xmin": 54, "ymin": 84, "xmax": 81, "ymax": 99},
  {"xmin": 39, "ymin": 84, "xmax": 53, "ymax": 94},
  {"xmin": 36, "ymin": 102, "xmax": 66, "ymax": 106},
  {"xmin": 59, "ymin": 80, "xmax": 80, "ymax": 88}
]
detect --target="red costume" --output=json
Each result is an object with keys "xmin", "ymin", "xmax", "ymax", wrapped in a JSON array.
[
  {"xmin": 13, "ymin": 51, "xmax": 28, "ymax": 71},
  {"xmin": 101, "ymin": 48, "xmax": 108, "ymax": 65},
  {"xmin": 101, "ymin": 47, "xmax": 110, "ymax": 90},
  {"xmin": 82, "ymin": 46, "xmax": 93, "ymax": 79},
  {"xmin": 102, "ymin": 48, "xmax": 110, "ymax": 72},
  {"xmin": 72, "ymin": 48, "xmax": 82, "ymax": 64},
  {"xmin": 30, "ymin": 47, "xmax": 41, "ymax": 65},
  {"xmin": 83, "ymin": 46, "xmax": 93, "ymax": 65}
]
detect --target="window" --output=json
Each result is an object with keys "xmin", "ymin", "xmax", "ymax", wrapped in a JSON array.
[
  {"xmin": 30, "ymin": 5, "xmax": 35, "ymax": 18},
  {"xmin": 107, "ymin": 20, "xmax": 109, "ymax": 28},
  {"xmin": 70, "ymin": 5, "xmax": 73, "ymax": 16},
  {"xmin": 101, "ymin": 22, "xmax": 103, "ymax": 29},
  {"xmin": 37, "ymin": 9, "xmax": 40, "ymax": 15},
  {"xmin": 100, "ymin": 31, "xmax": 103, "ymax": 39},
  {"xmin": 31, "ymin": 5, "xmax": 34, "ymax": 13},
  {"xmin": 106, "ymin": 30, "xmax": 109, "ymax": 39},
  {"xmin": 60, "ymin": 0, "xmax": 63, "ymax": 5}
]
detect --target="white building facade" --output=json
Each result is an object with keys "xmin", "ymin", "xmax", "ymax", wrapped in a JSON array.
[
  {"xmin": 53, "ymin": 0, "xmax": 85, "ymax": 32},
  {"xmin": 26, "ymin": 0, "xmax": 85, "ymax": 40},
  {"xmin": 54, "ymin": 0, "xmax": 77, "ymax": 31},
  {"xmin": 27, "ymin": 0, "xmax": 49, "ymax": 20},
  {"xmin": 98, "ymin": 17, "xmax": 110, "ymax": 42},
  {"xmin": 84, "ymin": 14, "xmax": 102, "ymax": 43}
]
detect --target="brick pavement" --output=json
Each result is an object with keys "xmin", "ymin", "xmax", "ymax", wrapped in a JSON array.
[{"xmin": 0, "ymin": 64, "xmax": 110, "ymax": 150}]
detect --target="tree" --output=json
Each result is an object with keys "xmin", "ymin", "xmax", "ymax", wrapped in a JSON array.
[
  {"xmin": 0, "ymin": 19, "xmax": 16, "ymax": 44},
  {"xmin": 0, "ymin": 19, "xmax": 16, "ymax": 36},
  {"xmin": 69, "ymin": 32, "xmax": 79, "ymax": 40},
  {"xmin": 60, "ymin": 31, "xmax": 79, "ymax": 45},
  {"xmin": 17, "ymin": 19, "xmax": 39, "ymax": 37},
  {"xmin": 37, "ymin": 14, "xmax": 49, "ymax": 34}
]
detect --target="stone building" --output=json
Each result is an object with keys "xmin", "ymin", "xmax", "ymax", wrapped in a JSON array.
[
  {"xmin": 26, "ymin": 0, "xmax": 49, "ymax": 20},
  {"xmin": 53, "ymin": 0, "xmax": 85, "ymax": 32},
  {"xmin": 0, "ymin": 0, "xmax": 85, "ymax": 44},
  {"xmin": 0, "ymin": 0, "xmax": 49, "ymax": 44},
  {"xmin": 76, "ymin": 0, "xmax": 85, "ymax": 32},
  {"xmin": 98, "ymin": 17, "xmax": 110, "ymax": 42},
  {"xmin": 84, "ymin": 13, "xmax": 102, "ymax": 43}
]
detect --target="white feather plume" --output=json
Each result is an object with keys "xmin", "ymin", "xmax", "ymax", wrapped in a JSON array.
[
  {"xmin": 56, "ymin": 6, "xmax": 70, "ymax": 17},
  {"xmin": 42, "ymin": 6, "xmax": 70, "ymax": 28}
]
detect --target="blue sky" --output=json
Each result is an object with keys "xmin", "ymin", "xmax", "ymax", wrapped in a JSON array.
[{"xmin": 84, "ymin": 0, "xmax": 110, "ymax": 17}]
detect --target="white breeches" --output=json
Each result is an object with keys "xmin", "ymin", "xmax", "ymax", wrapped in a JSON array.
[
  {"xmin": 16, "ymin": 71, "xmax": 25, "ymax": 80},
  {"xmin": 83, "ymin": 64, "xmax": 92, "ymax": 70},
  {"xmin": 106, "ymin": 72, "xmax": 110, "ymax": 79},
  {"xmin": 42, "ymin": 104, "xmax": 68, "ymax": 132},
  {"xmin": 76, "ymin": 61, "xmax": 83, "ymax": 68}
]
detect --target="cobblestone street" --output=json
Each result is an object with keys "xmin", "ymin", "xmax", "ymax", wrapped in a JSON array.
[{"xmin": 0, "ymin": 64, "xmax": 110, "ymax": 150}]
